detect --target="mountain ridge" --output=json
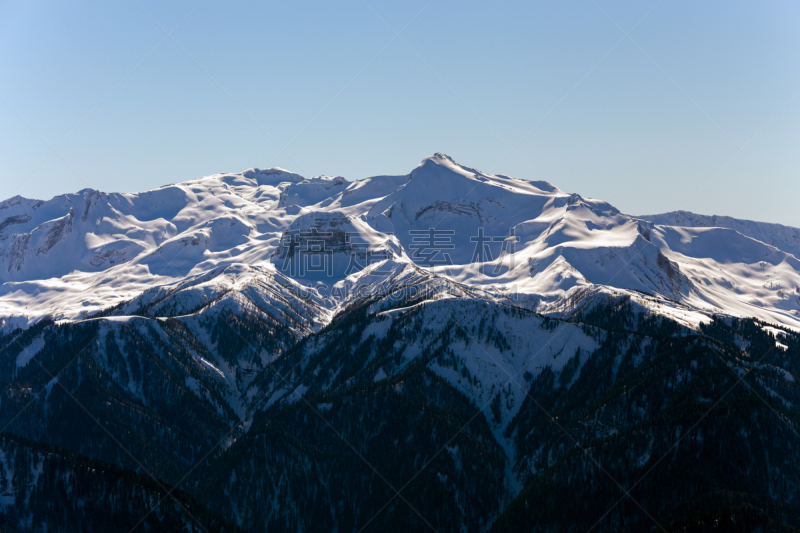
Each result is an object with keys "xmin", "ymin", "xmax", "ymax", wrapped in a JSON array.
[
  {"xmin": 2, "ymin": 166, "xmax": 800, "ymax": 531},
  {"xmin": 2, "ymin": 154, "xmax": 799, "ymax": 334}
]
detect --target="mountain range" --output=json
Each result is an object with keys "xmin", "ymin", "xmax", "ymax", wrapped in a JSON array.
[{"xmin": 1, "ymin": 154, "xmax": 799, "ymax": 532}]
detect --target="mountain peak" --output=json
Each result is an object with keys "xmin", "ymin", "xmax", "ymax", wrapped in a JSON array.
[
  {"xmin": 413, "ymin": 153, "xmax": 562, "ymax": 196},
  {"xmin": 411, "ymin": 153, "xmax": 489, "ymax": 185},
  {"xmin": 416, "ymin": 152, "xmax": 477, "ymax": 172},
  {"xmin": 429, "ymin": 152, "xmax": 457, "ymax": 164}
]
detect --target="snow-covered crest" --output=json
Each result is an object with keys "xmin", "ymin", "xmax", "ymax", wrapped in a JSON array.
[{"xmin": 1, "ymin": 153, "xmax": 799, "ymax": 331}]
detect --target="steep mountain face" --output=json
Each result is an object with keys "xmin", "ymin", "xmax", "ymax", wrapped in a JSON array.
[
  {"xmin": 0, "ymin": 264, "xmax": 332, "ymax": 484},
  {"xmin": 494, "ymin": 308, "xmax": 800, "ymax": 533},
  {"xmin": 189, "ymin": 286, "xmax": 595, "ymax": 530},
  {"xmin": 2, "ymin": 154, "xmax": 800, "ymax": 531},
  {"xmin": 0, "ymin": 316, "xmax": 237, "ymax": 484}
]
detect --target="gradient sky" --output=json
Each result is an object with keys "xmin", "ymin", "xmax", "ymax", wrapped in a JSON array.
[{"xmin": 1, "ymin": 0, "xmax": 799, "ymax": 225}]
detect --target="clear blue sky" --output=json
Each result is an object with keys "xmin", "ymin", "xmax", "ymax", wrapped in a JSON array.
[{"xmin": 1, "ymin": 0, "xmax": 798, "ymax": 225}]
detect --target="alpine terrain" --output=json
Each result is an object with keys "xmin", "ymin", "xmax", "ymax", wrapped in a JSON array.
[{"xmin": 1, "ymin": 153, "xmax": 799, "ymax": 532}]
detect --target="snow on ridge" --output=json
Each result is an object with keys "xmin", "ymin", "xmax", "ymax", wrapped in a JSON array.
[
  {"xmin": 241, "ymin": 167, "xmax": 305, "ymax": 184},
  {"xmin": 641, "ymin": 210, "xmax": 800, "ymax": 260},
  {"xmin": 1, "ymin": 154, "xmax": 800, "ymax": 331}
]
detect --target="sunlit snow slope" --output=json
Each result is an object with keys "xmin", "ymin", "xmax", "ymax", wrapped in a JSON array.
[{"xmin": 1, "ymin": 153, "xmax": 799, "ymax": 331}]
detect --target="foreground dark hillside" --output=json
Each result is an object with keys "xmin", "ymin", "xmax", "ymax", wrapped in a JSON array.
[
  {"xmin": 0, "ymin": 292, "xmax": 798, "ymax": 532},
  {"xmin": 0, "ymin": 433, "xmax": 241, "ymax": 533},
  {"xmin": 493, "ymin": 311, "xmax": 800, "ymax": 532}
]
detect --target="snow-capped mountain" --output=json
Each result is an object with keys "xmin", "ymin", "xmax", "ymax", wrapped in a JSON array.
[
  {"xmin": 1, "ymin": 153, "xmax": 798, "ymax": 332},
  {"xmin": 3, "ymin": 154, "xmax": 800, "ymax": 532}
]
